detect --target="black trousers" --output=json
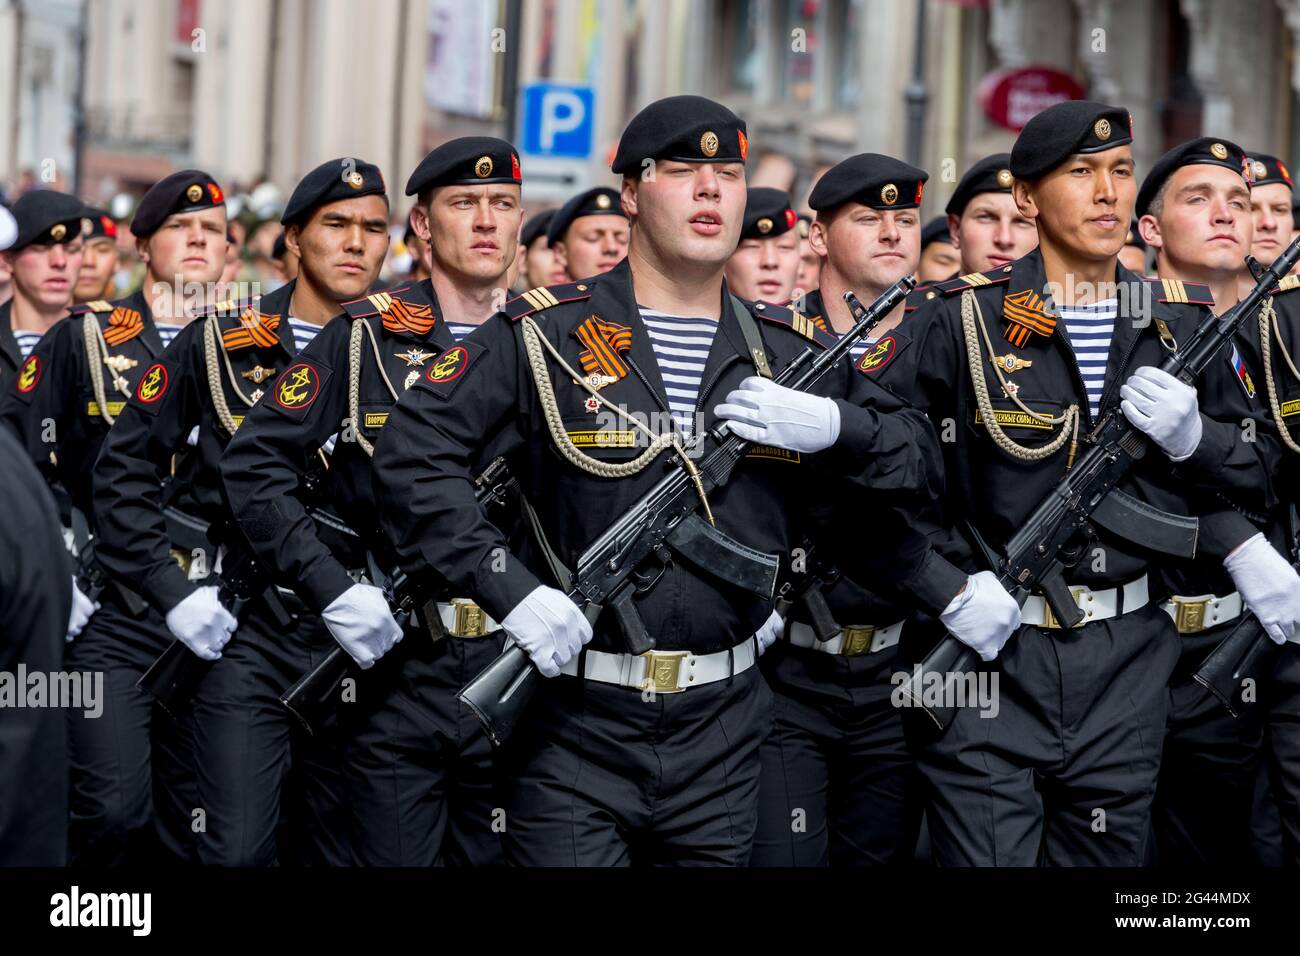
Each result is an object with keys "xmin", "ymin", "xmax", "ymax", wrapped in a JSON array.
[
  {"xmin": 1263, "ymin": 642, "xmax": 1300, "ymax": 865},
  {"xmin": 751, "ymin": 642, "xmax": 920, "ymax": 866},
  {"xmin": 910, "ymin": 603, "xmax": 1180, "ymax": 866},
  {"xmin": 339, "ymin": 625, "xmax": 506, "ymax": 866},
  {"xmin": 65, "ymin": 589, "xmax": 198, "ymax": 865},
  {"xmin": 189, "ymin": 592, "xmax": 349, "ymax": 866},
  {"xmin": 500, "ymin": 650, "xmax": 773, "ymax": 866},
  {"xmin": 1150, "ymin": 624, "xmax": 1264, "ymax": 866}
]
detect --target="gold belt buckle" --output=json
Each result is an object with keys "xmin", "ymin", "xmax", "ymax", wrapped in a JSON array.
[
  {"xmin": 1041, "ymin": 587, "xmax": 1087, "ymax": 629},
  {"xmin": 170, "ymin": 548, "xmax": 193, "ymax": 577},
  {"xmin": 840, "ymin": 625, "xmax": 876, "ymax": 656},
  {"xmin": 1171, "ymin": 596, "xmax": 1210, "ymax": 634},
  {"xmin": 640, "ymin": 650, "xmax": 688, "ymax": 693},
  {"xmin": 451, "ymin": 599, "xmax": 487, "ymax": 637}
]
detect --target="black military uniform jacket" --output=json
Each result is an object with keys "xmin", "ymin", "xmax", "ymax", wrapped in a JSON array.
[
  {"xmin": 90, "ymin": 281, "xmax": 299, "ymax": 614},
  {"xmin": 0, "ymin": 289, "xmax": 167, "ymax": 524},
  {"xmin": 220, "ymin": 280, "xmax": 472, "ymax": 614},
  {"xmin": 371, "ymin": 258, "xmax": 957, "ymax": 657},
  {"xmin": 885, "ymin": 248, "xmax": 1271, "ymax": 592},
  {"xmin": 0, "ymin": 301, "xmax": 24, "ymax": 383}
]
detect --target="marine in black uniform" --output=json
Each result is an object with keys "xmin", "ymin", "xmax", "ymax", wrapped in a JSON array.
[
  {"xmin": 885, "ymin": 102, "xmax": 1279, "ymax": 865},
  {"xmin": 372, "ymin": 96, "xmax": 968, "ymax": 866},
  {"xmin": 221, "ymin": 140, "xmax": 527, "ymax": 866},
  {"xmin": 1133, "ymin": 138, "xmax": 1300, "ymax": 865},
  {"xmin": 0, "ymin": 169, "xmax": 230, "ymax": 864},
  {"xmin": 546, "ymin": 186, "xmax": 629, "ymax": 282},
  {"xmin": 723, "ymin": 187, "xmax": 801, "ymax": 306},
  {"xmin": 942, "ymin": 153, "xmax": 1039, "ymax": 278},
  {"xmin": 93, "ymin": 158, "xmax": 392, "ymax": 866}
]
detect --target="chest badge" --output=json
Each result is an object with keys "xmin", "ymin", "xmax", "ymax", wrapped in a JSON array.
[
  {"xmin": 242, "ymin": 365, "xmax": 277, "ymax": 385},
  {"xmin": 404, "ymin": 370, "xmax": 421, "ymax": 390},
  {"xmin": 397, "ymin": 347, "xmax": 435, "ymax": 367},
  {"xmin": 250, "ymin": 388, "xmax": 265, "ymax": 402},
  {"xmin": 584, "ymin": 396, "xmax": 601, "ymax": 414},
  {"xmin": 103, "ymin": 354, "xmax": 138, "ymax": 375},
  {"xmin": 994, "ymin": 353, "xmax": 1033, "ymax": 374}
]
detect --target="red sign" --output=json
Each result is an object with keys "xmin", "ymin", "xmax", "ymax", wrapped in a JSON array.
[{"xmin": 979, "ymin": 67, "xmax": 1087, "ymax": 132}]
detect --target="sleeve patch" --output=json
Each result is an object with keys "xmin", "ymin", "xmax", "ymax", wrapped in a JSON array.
[
  {"xmin": 136, "ymin": 363, "xmax": 168, "ymax": 403},
  {"xmin": 16, "ymin": 354, "xmax": 40, "ymax": 393},
  {"xmin": 855, "ymin": 333, "xmax": 909, "ymax": 375},
  {"xmin": 415, "ymin": 340, "xmax": 487, "ymax": 399},
  {"xmin": 271, "ymin": 361, "xmax": 329, "ymax": 417}
]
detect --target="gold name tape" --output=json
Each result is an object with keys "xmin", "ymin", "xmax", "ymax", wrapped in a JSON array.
[
  {"xmin": 565, "ymin": 429, "xmax": 636, "ymax": 448},
  {"xmin": 364, "ymin": 412, "xmax": 389, "ymax": 429},
  {"xmin": 86, "ymin": 401, "xmax": 126, "ymax": 416},
  {"xmin": 974, "ymin": 408, "xmax": 1054, "ymax": 431},
  {"xmin": 1281, "ymin": 398, "xmax": 1300, "ymax": 419},
  {"xmin": 745, "ymin": 445, "xmax": 801, "ymax": 463}
]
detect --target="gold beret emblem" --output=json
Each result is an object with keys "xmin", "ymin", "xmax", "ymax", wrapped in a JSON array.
[
  {"xmin": 50, "ymin": 223, "xmax": 67, "ymax": 241},
  {"xmin": 346, "ymin": 170, "xmax": 364, "ymax": 188},
  {"xmin": 1210, "ymin": 142, "xmax": 1228, "ymax": 160},
  {"xmin": 700, "ymin": 131, "xmax": 719, "ymax": 158},
  {"xmin": 996, "ymin": 168, "xmax": 1014, "ymax": 188},
  {"xmin": 186, "ymin": 184, "xmax": 204, "ymax": 203},
  {"xmin": 1253, "ymin": 160, "xmax": 1268, "ymax": 180},
  {"xmin": 475, "ymin": 156, "xmax": 494, "ymax": 178},
  {"xmin": 1094, "ymin": 118, "xmax": 1112, "ymax": 141},
  {"xmin": 756, "ymin": 217, "xmax": 773, "ymax": 234},
  {"xmin": 595, "ymin": 193, "xmax": 612, "ymax": 209},
  {"xmin": 881, "ymin": 183, "xmax": 899, "ymax": 206}
]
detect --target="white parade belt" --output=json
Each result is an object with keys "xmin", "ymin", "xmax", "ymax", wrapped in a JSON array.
[
  {"xmin": 1159, "ymin": 591, "xmax": 1243, "ymax": 634},
  {"xmin": 1020, "ymin": 574, "xmax": 1149, "ymax": 629},
  {"xmin": 559, "ymin": 639, "xmax": 757, "ymax": 693},
  {"xmin": 434, "ymin": 598, "xmax": 499, "ymax": 637},
  {"xmin": 786, "ymin": 619, "xmax": 903, "ymax": 656}
]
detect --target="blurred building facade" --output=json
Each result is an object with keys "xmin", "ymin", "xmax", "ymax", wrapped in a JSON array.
[{"xmin": 3, "ymin": 0, "xmax": 1299, "ymax": 219}]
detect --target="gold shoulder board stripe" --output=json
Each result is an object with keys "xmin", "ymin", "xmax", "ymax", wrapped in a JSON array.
[
  {"xmin": 1161, "ymin": 278, "xmax": 1188, "ymax": 304},
  {"xmin": 368, "ymin": 292, "xmax": 393, "ymax": 313},
  {"xmin": 86, "ymin": 300, "xmax": 113, "ymax": 312},
  {"xmin": 522, "ymin": 286, "xmax": 561, "ymax": 312},
  {"xmin": 791, "ymin": 311, "xmax": 816, "ymax": 341},
  {"xmin": 962, "ymin": 272, "xmax": 992, "ymax": 287}
]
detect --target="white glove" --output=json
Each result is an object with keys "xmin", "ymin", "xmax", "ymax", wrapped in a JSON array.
[
  {"xmin": 753, "ymin": 609, "xmax": 784, "ymax": 656},
  {"xmin": 1120, "ymin": 366, "xmax": 1203, "ymax": 461},
  {"xmin": 66, "ymin": 577, "xmax": 100, "ymax": 642},
  {"xmin": 165, "ymin": 586, "xmax": 238, "ymax": 661},
  {"xmin": 940, "ymin": 571, "xmax": 1022, "ymax": 662},
  {"xmin": 501, "ymin": 585, "xmax": 592, "ymax": 678},
  {"xmin": 1224, "ymin": 533, "xmax": 1300, "ymax": 645},
  {"xmin": 714, "ymin": 376, "xmax": 841, "ymax": 453},
  {"xmin": 322, "ymin": 583, "xmax": 405, "ymax": 669}
]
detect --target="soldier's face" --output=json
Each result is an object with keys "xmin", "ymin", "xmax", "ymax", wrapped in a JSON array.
[
  {"xmin": 954, "ymin": 192, "xmax": 1037, "ymax": 274},
  {"xmin": 1014, "ymin": 148, "xmax": 1135, "ymax": 263},
  {"xmin": 724, "ymin": 232, "xmax": 800, "ymax": 303},
  {"xmin": 141, "ymin": 207, "xmax": 227, "ymax": 287},
  {"xmin": 291, "ymin": 195, "xmax": 390, "ymax": 301},
  {"xmin": 815, "ymin": 204, "xmax": 920, "ymax": 292},
  {"xmin": 417, "ymin": 184, "xmax": 523, "ymax": 286},
  {"xmin": 523, "ymin": 236, "xmax": 567, "ymax": 290},
  {"xmin": 624, "ymin": 161, "xmax": 746, "ymax": 269},
  {"xmin": 795, "ymin": 234, "xmax": 819, "ymax": 296},
  {"xmin": 917, "ymin": 239, "xmax": 960, "ymax": 283},
  {"xmin": 7, "ymin": 238, "xmax": 83, "ymax": 310},
  {"xmin": 75, "ymin": 237, "xmax": 118, "ymax": 301},
  {"xmin": 1143, "ymin": 164, "xmax": 1251, "ymax": 277},
  {"xmin": 553, "ymin": 215, "xmax": 629, "ymax": 281},
  {"xmin": 1250, "ymin": 182, "xmax": 1293, "ymax": 263}
]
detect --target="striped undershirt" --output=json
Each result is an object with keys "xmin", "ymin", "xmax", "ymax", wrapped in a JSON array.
[
  {"xmin": 1058, "ymin": 299, "xmax": 1117, "ymax": 419},
  {"xmin": 638, "ymin": 308, "xmax": 717, "ymax": 436},
  {"xmin": 446, "ymin": 322, "xmax": 478, "ymax": 342},
  {"xmin": 288, "ymin": 317, "xmax": 324, "ymax": 354},
  {"xmin": 13, "ymin": 330, "xmax": 42, "ymax": 358},
  {"xmin": 155, "ymin": 322, "xmax": 185, "ymax": 349},
  {"xmin": 849, "ymin": 336, "xmax": 880, "ymax": 362}
]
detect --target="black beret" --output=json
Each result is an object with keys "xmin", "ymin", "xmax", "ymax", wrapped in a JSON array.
[
  {"xmin": 81, "ymin": 206, "xmax": 118, "ymax": 242},
  {"xmin": 1136, "ymin": 137, "xmax": 1250, "ymax": 217},
  {"xmin": 546, "ymin": 187, "xmax": 627, "ymax": 245},
  {"xmin": 131, "ymin": 169, "xmax": 225, "ymax": 237},
  {"xmin": 611, "ymin": 95, "xmax": 748, "ymax": 176},
  {"xmin": 808, "ymin": 153, "xmax": 927, "ymax": 213},
  {"xmin": 1010, "ymin": 101, "xmax": 1132, "ymax": 181},
  {"xmin": 520, "ymin": 209, "xmax": 555, "ymax": 248},
  {"xmin": 1124, "ymin": 221, "xmax": 1146, "ymax": 250},
  {"xmin": 739, "ymin": 188, "xmax": 797, "ymax": 240},
  {"xmin": 945, "ymin": 153, "xmax": 1014, "ymax": 216},
  {"xmin": 8, "ymin": 190, "xmax": 87, "ymax": 251},
  {"xmin": 282, "ymin": 157, "xmax": 387, "ymax": 226},
  {"xmin": 405, "ymin": 137, "xmax": 521, "ymax": 196},
  {"xmin": 921, "ymin": 215, "xmax": 954, "ymax": 249},
  {"xmin": 1245, "ymin": 153, "xmax": 1293, "ymax": 191}
]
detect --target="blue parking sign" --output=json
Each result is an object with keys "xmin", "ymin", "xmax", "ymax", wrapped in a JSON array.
[{"xmin": 521, "ymin": 84, "xmax": 595, "ymax": 159}]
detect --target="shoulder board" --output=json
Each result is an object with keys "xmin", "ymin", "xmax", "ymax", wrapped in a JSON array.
[
  {"xmin": 905, "ymin": 284, "xmax": 942, "ymax": 312},
  {"xmin": 752, "ymin": 302, "xmax": 837, "ymax": 350},
  {"xmin": 1143, "ymin": 277, "xmax": 1214, "ymax": 306},
  {"xmin": 341, "ymin": 285, "xmax": 421, "ymax": 319},
  {"xmin": 1270, "ymin": 274, "xmax": 1300, "ymax": 295},
  {"xmin": 504, "ymin": 282, "xmax": 592, "ymax": 321},
  {"xmin": 933, "ymin": 268, "xmax": 1013, "ymax": 296},
  {"xmin": 195, "ymin": 298, "xmax": 249, "ymax": 319},
  {"xmin": 67, "ymin": 299, "xmax": 117, "ymax": 316}
]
